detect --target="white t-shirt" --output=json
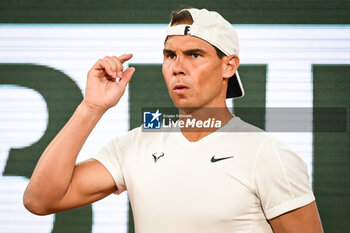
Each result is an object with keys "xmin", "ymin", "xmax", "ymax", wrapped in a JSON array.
[{"xmin": 93, "ymin": 116, "xmax": 315, "ymax": 233}]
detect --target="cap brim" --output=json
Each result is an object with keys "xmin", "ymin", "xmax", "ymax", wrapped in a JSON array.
[{"xmin": 226, "ymin": 71, "xmax": 245, "ymax": 99}]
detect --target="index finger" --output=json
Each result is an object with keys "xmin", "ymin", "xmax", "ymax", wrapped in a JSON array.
[{"xmin": 118, "ymin": 54, "xmax": 133, "ymax": 63}]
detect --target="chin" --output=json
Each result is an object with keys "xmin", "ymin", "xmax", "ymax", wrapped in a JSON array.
[
  {"xmin": 172, "ymin": 98, "xmax": 201, "ymax": 110},
  {"xmin": 172, "ymin": 97, "xmax": 191, "ymax": 109},
  {"xmin": 170, "ymin": 93, "xmax": 211, "ymax": 110}
]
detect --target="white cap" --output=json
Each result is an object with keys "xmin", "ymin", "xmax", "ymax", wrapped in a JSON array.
[
  {"xmin": 166, "ymin": 8, "xmax": 240, "ymax": 56},
  {"xmin": 165, "ymin": 8, "xmax": 244, "ymax": 99}
]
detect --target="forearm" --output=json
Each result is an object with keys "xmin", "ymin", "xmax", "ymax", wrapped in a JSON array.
[{"xmin": 24, "ymin": 101, "xmax": 105, "ymax": 213}]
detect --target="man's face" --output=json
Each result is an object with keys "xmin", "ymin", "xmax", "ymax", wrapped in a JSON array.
[{"xmin": 162, "ymin": 35, "xmax": 228, "ymax": 109}]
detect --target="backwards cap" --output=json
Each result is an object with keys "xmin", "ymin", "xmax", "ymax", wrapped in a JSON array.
[{"xmin": 166, "ymin": 8, "xmax": 244, "ymax": 99}]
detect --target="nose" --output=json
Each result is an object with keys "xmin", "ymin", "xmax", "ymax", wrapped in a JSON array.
[{"xmin": 172, "ymin": 56, "xmax": 185, "ymax": 76}]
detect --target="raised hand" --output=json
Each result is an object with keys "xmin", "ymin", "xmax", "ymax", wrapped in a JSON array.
[{"xmin": 84, "ymin": 54, "xmax": 135, "ymax": 112}]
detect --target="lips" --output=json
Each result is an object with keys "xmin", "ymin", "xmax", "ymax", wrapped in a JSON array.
[{"xmin": 173, "ymin": 84, "xmax": 189, "ymax": 94}]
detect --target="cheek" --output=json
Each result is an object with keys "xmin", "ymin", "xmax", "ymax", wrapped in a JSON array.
[
  {"xmin": 195, "ymin": 63, "xmax": 223, "ymax": 92},
  {"xmin": 162, "ymin": 60, "xmax": 173, "ymax": 76},
  {"xmin": 162, "ymin": 64, "xmax": 172, "ymax": 88}
]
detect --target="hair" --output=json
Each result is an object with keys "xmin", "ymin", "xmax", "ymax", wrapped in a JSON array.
[{"xmin": 168, "ymin": 9, "xmax": 226, "ymax": 59}]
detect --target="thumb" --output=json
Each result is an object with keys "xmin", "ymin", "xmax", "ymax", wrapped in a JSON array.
[{"xmin": 118, "ymin": 67, "xmax": 135, "ymax": 88}]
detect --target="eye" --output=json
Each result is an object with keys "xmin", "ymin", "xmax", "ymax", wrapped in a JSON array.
[
  {"xmin": 169, "ymin": 54, "xmax": 176, "ymax": 59},
  {"xmin": 191, "ymin": 53, "xmax": 200, "ymax": 58},
  {"xmin": 164, "ymin": 53, "xmax": 176, "ymax": 60}
]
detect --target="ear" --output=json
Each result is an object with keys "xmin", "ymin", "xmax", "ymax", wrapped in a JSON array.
[{"xmin": 222, "ymin": 55, "xmax": 239, "ymax": 78}]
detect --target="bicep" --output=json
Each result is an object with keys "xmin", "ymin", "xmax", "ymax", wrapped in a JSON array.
[
  {"xmin": 52, "ymin": 159, "xmax": 117, "ymax": 212},
  {"xmin": 269, "ymin": 201, "xmax": 324, "ymax": 233}
]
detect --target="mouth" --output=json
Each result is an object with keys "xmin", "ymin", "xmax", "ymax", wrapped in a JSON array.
[{"xmin": 173, "ymin": 84, "xmax": 189, "ymax": 94}]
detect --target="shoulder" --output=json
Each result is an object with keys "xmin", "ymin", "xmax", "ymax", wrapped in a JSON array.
[
  {"xmin": 217, "ymin": 116, "xmax": 271, "ymax": 149},
  {"xmin": 218, "ymin": 117, "xmax": 306, "ymax": 166},
  {"xmin": 99, "ymin": 127, "xmax": 142, "ymax": 154},
  {"xmin": 116, "ymin": 126, "xmax": 143, "ymax": 142},
  {"xmin": 222, "ymin": 116, "xmax": 265, "ymax": 133},
  {"xmin": 252, "ymin": 133, "xmax": 309, "ymax": 183},
  {"xmin": 109, "ymin": 126, "xmax": 169, "ymax": 150}
]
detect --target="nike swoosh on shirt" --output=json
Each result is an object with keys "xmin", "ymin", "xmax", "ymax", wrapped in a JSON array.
[{"xmin": 211, "ymin": 155, "xmax": 234, "ymax": 163}]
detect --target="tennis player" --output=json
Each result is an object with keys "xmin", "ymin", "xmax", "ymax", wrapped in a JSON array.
[{"xmin": 24, "ymin": 8, "xmax": 323, "ymax": 233}]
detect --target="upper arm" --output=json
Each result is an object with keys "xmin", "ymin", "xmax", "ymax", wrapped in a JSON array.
[
  {"xmin": 254, "ymin": 137, "xmax": 315, "ymax": 219},
  {"xmin": 269, "ymin": 201, "xmax": 324, "ymax": 233},
  {"xmin": 51, "ymin": 159, "xmax": 117, "ymax": 212}
]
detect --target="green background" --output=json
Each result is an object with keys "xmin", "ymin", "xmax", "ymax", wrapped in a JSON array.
[
  {"xmin": 1, "ymin": 1, "xmax": 349, "ymax": 233},
  {"xmin": 0, "ymin": 0, "xmax": 349, "ymax": 24}
]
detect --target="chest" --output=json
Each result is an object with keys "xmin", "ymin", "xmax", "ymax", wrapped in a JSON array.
[{"xmin": 123, "ymin": 143, "xmax": 261, "ymax": 222}]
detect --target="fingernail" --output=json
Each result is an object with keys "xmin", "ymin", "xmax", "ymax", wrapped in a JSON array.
[
  {"xmin": 118, "ymin": 71, "xmax": 123, "ymax": 77},
  {"xmin": 113, "ymin": 72, "xmax": 117, "ymax": 77}
]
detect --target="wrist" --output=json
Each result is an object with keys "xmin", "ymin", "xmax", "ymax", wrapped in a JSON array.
[{"xmin": 79, "ymin": 100, "xmax": 107, "ymax": 117}]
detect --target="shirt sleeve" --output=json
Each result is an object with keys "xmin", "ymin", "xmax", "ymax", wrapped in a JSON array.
[
  {"xmin": 252, "ymin": 136, "xmax": 315, "ymax": 219},
  {"xmin": 92, "ymin": 136, "xmax": 127, "ymax": 194}
]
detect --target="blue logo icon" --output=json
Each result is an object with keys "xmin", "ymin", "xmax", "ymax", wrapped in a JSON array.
[{"xmin": 143, "ymin": 109, "xmax": 162, "ymax": 129}]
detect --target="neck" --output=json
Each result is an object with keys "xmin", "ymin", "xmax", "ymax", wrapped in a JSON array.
[{"xmin": 178, "ymin": 107, "xmax": 233, "ymax": 142}]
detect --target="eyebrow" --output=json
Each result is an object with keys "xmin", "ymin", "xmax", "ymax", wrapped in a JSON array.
[
  {"xmin": 163, "ymin": 49, "xmax": 175, "ymax": 54},
  {"xmin": 184, "ymin": 49, "xmax": 206, "ymax": 54},
  {"xmin": 163, "ymin": 48, "xmax": 207, "ymax": 55}
]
